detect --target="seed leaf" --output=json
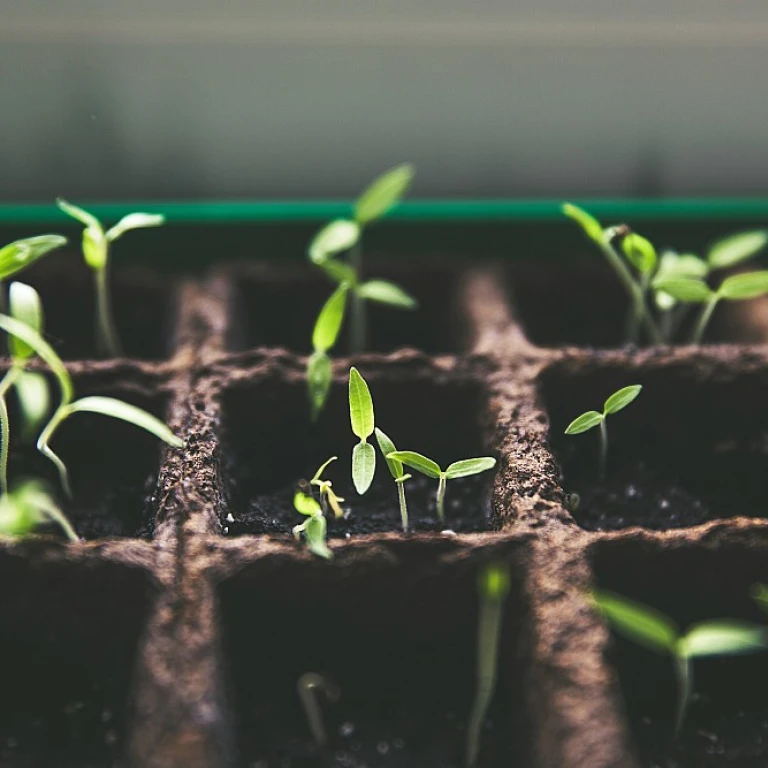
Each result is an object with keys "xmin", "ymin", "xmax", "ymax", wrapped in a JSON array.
[
  {"xmin": 708, "ymin": 230, "xmax": 768, "ymax": 270},
  {"xmin": 445, "ymin": 457, "xmax": 496, "ymax": 480},
  {"xmin": 348, "ymin": 367, "xmax": 374, "ymax": 439},
  {"xmin": 354, "ymin": 163, "xmax": 414, "ymax": 225},
  {"xmin": 719, "ymin": 271, "xmax": 768, "ymax": 300},
  {"xmin": 478, "ymin": 562, "xmax": 511, "ymax": 601},
  {"xmin": 352, "ymin": 441, "xmax": 376, "ymax": 494},
  {"xmin": 603, "ymin": 385, "xmax": 642, "ymax": 416},
  {"xmin": 622, "ymin": 233, "xmax": 657, "ymax": 275},
  {"xmin": 313, "ymin": 284, "xmax": 349, "ymax": 353},
  {"xmin": 56, "ymin": 198, "xmax": 101, "ymax": 229},
  {"xmin": 375, "ymin": 427, "xmax": 403, "ymax": 480},
  {"xmin": 308, "ymin": 219, "xmax": 360, "ymax": 264},
  {"xmin": 82, "ymin": 225, "xmax": 108, "ymax": 270},
  {"xmin": 311, "ymin": 456, "xmax": 338, "ymax": 484},
  {"xmin": 657, "ymin": 252, "xmax": 709, "ymax": 280},
  {"xmin": 682, "ymin": 621, "xmax": 768, "ymax": 659},
  {"xmin": 9, "ymin": 282, "xmax": 44, "ymax": 361},
  {"xmin": 357, "ymin": 280, "xmax": 417, "ymax": 309},
  {"xmin": 304, "ymin": 515, "xmax": 333, "ymax": 560},
  {"xmin": 307, "ymin": 351, "xmax": 332, "ymax": 420},
  {"xmin": 106, "ymin": 213, "xmax": 165, "ymax": 242},
  {"xmin": 562, "ymin": 203, "xmax": 604, "ymax": 244},
  {"xmin": 0, "ymin": 235, "xmax": 67, "ymax": 281},
  {"xmin": 294, "ymin": 491, "xmax": 322, "ymax": 517},
  {"xmin": 15, "ymin": 372, "xmax": 50, "ymax": 440},
  {"xmin": 387, "ymin": 450, "xmax": 442, "ymax": 479},
  {"xmin": 592, "ymin": 590, "xmax": 678, "ymax": 653},
  {"xmin": 564, "ymin": 411, "xmax": 603, "ymax": 435},
  {"xmin": 65, "ymin": 396, "xmax": 184, "ymax": 448},
  {"xmin": 651, "ymin": 277, "xmax": 713, "ymax": 303}
]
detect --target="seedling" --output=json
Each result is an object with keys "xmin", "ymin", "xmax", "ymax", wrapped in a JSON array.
[
  {"xmin": 297, "ymin": 672, "xmax": 340, "ymax": 747},
  {"xmin": 374, "ymin": 427, "xmax": 411, "ymax": 532},
  {"xmin": 593, "ymin": 589, "xmax": 768, "ymax": 735},
  {"xmin": 386, "ymin": 450, "xmax": 496, "ymax": 523},
  {"xmin": 349, "ymin": 367, "xmax": 376, "ymax": 495},
  {"xmin": 0, "ymin": 234, "xmax": 67, "ymax": 291},
  {"xmin": 0, "ymin": 479, "xmax": 78, "ymax": 542},
  {"xmin": 466, "ymin": 562, "xmax": 511, "ymax": 768},
  {"xmin": 310, "ymin": 456, "xmax": 345, "ymax": 518},
  {"xmin": 293, "ymin": 491, "xmax": 333, "ymax": 560},
  {"xmin": 57, "ymin": 199, "xmax": 164, "ymax": 356},
  {"xmin": 0, "ymin": 313, "xmax": 183, "ymax": 497},
  {"xmin": 564, "ymin": 384, "xmax": 642, "ymax": 481}
]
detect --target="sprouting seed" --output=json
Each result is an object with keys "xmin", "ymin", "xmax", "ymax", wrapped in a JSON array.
[
  {"xmin": 564, "ymin": 385, "xmax": 642, "ymax": 481},
  {"xmin": 297, "ymin": 672, "xmax": 340, "ymax": 747},
  {"xmin": 386, "ymin": 450, "xmax": 496, "ymax": 523},
  {"xmin": 348, "ymin": 367, "xmax": 376, "ymax": 495},
  {"xmin": 593, "ymin": 589, "xmax": 768, "ymax": 735},
  {"xmin": 292, "ymin": 491, "xmax": 333, "ymax": 560},
  {"xmin": 57, "ymin": 199, "xmax": 164, "ymax": 357},
  {"xmin": 310, "ymin": 456, "xmax": 345, "ymax": 518},
  {"xmin": 375, "ymin": 427, "xmax": 411, "ymax": 532}
]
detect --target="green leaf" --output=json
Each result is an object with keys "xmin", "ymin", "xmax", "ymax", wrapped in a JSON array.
[
  {"xmin": 354, "ymin": 163, "xmax": 414, "ymax": 225},
  {"xmin": 478, "ymin": 562, "xmax": 511, "ymax": 601},
  {"xmin": 719, "ymin": 271, "xmax": 768, "ymax": 300},
  {"xmin": 651, "ymin": 277, "xmax": 713, "ymax": 303},
  {"xmin": 82, "ymin": 225, "xmax": 108, "ymax": 270},
  {"xmin": 387, "ymin": 450, "xmax": 442, "ymax": 479},
  {"xmin": 56, "ymin": 198, "xmax": 101, "ymax": 229},
  {"xmin": 64, "ymin": 396, "xmax": 184, "ymax": 448},
  {"xmin": 312, "ymin": 284, "xmax": 349, "ymax": 353},
  {"xmin": 356, "ymin": 280, "xmax": 417, "ymax": 309},
  {"xmin": 592, "ymin": 590, "xmax": 678, "ymax": 653},
  {"xmin": 294, "ymin": 491, "xmax": 322, "ymax": 517},
  {"xmin": 311, "ymin": 456, "xmax": 338, "ymax": 484},
  {"xmin": 307, "ymin": 350, "xmax": 332, "ymax": 420},
  {"xmin": 657, "ymin": 252, "xmax": 709, "ymax": 281},
  {"xmin": 304, "ymin": 515, "xmax": 333, "ymax": 560},
  {"xmin": 753, "ymin": 583, "xmax": 768, "ymax": 611},
  {"xmin": 0, "ymin": 235, "xmax": 67, "ymax": 281},
  {"xmin": 348, "ymin": 367, "xmax": 374, "ymax": 440},
  {"xmin": 708, "ymin": 230, "xmax": 768, "ymax": 270},
  {"xmin": 0, "ymin": 480, "xmax": 77, "ymax": 541},
  {"xmin": 308, "ymin": 219, "xmax": 360, "ymax": 264},
  {"xmin": 445, "ymin": 457, "xmax": 497, "ymax": 480},
  {"xmin": 352, "ymin": 441, "xmax": 376, "ymax": 494},
  {"xmin": 9, "ymin": 282, "xmax": 44, "ymax": 361},
  {"xmin": 105, "ymin": 212, "xmax": 165, "ymax": 242},
  {"xmin": 374, "ymin": 427, "xmax": 403, "ymax": 480},
  {"xmin": 682, "ymin": 621, "xmax": 768, "ymax": 658},
  {"xmin": 14, "ymin": 371, "xmax": 50, "ymax": 441},
  {"xmin": 564, "ymin": 411, "xmax": 603, "ymax": 435},
  {"xmin": 562, "ymin": 203, "xmax": 604, "ymax": 244},
  {"xmin": 622, "ymin": 233, "xmax": 657, "ymax": 275},
  {"xmin": 603, "ymin": 385, "xmax": 642, "ymax": 416}
]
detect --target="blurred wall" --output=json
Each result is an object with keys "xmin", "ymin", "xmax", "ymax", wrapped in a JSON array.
[{"xmin": 2, "ymin": 0, "xmax": 768, "ymax": 201}]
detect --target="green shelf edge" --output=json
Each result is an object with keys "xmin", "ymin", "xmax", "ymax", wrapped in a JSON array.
[{"xmin": 2, "ymin": 198, "xmax": 768, "ymax": 226}]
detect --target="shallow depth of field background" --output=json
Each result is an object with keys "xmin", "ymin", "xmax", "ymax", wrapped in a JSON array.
[{"xmin": 2, "ymin": 0, "xmax": 768, "ymax": 201}]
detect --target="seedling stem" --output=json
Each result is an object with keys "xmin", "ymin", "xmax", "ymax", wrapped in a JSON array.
[
  {"xmin": 0, "ymin": 364, "xmax": 22, "ymax": 495},
  {"xmin": 297, "ymin": 672, "xmax": 339, "ymax": 747},
  {"xmin": 349, "ymin": 239, "xmax": 366, "ymax": 354}
]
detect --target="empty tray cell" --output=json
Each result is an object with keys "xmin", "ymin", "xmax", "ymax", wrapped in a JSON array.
[
  {"xmin": 591, "ymin": 536, "xmax": 768, "ymax": 767},
  {"xmin": 0, "ymin": 551, "xmax": 154, "ymax": 766},
  {"xmin": 539, "ymin": 359, "xmax": 768, "ymax": 531},
  {"xmin": 220, "ymin": 367, "xmax": 498, "ymax": 536},
  {"xmin": 19, "ymin": 255, "xmax": 176, "ymax": 361},
  {"xmin": 228, "ymin": 262, "xmax": 468, "ymax": 355},
  {"xmin": 507, "ymin": 260, "xmax": 768, "ymax": 349},
  {"xmin": 218, "ymin": 545, "xmax": 530, "ymax": 766},
  {"xmin": 5, "ymin": 369, "xmax": 175, "ymax": 539}
]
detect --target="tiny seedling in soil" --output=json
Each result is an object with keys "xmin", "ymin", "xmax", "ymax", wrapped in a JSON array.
[
  {"xmin": 564, "ymin": 384, "xmax": 642, "ymax": 481},
  {"xmin": 466, "ymin": 562, "xmax": 511, "ymax": 768},
  {"xmin": 57, "ymin": 199, "xmax": 164, "ymax": 357},
  {"xmin": 0, "ymin": 479, "xmax": 78, "ymax": 542},
  {"xmin": 349, "ymin": 367, "xmax": 376, "ymax": 495},
  {"xmin": 297, "ymin": 672, "xmax": 340, "ymax": 748},
  {"xmin": 593, "ymin": 589, "xmax": 768, "ymax": 735},
  {"xmin": 387, "ymin": 450, "xmax": 496, "ymax": 523},
  {"xmin": 292, "ymin": 491, "xmax": 333, "ymax": 560},
  {"xmin": 375, "ymin": 427, "xmax": 411, "ymax": 532},
  {"xmin": 309, "ymin": 456, "xmax": 345, "ymax": 518}
]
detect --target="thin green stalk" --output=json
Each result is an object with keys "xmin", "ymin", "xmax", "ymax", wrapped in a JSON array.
[
  {"xmin": 436, "ymin": 473, "xmax": 447, "ymax": 522},
  {"xmin": 691, "ymin": 295, "xmax": 720, "ymax": 344},
  {"xmin": 349, "ymin": 240, "xmax": 366, "ymax": 354},
  {"xmin": 95, "ymin": 265, "xmax": 121, "ymax": 357},
  {"xmin": 0, "ymin": 365, "xmax": 21, "ymax": 495},
  {"xmin": 625, "ymin": 272, "xmax": 653, "ymax": 344},
  {"xmin": 396, "ymin": 476, "xmax": 409, "ymax": 532},
  {"xmin": 599, "ymin": 419, "xmax": 608, "ymax": 481},
  {"xmin": 674, "ymin": 653, "xmax": 692, "ymax": 736},
  {"xmin": 36, "ymin": 405, "xmax": 72, "ymax": 498}
]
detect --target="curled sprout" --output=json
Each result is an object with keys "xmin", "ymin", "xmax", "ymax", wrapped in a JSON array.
[
  {"xmin": 0, "ymin": 479, "xmax": 78, "ymax": 542},
  {"xmin": 293, "ymin": 491, "xmax": 333, "ymax": 561},
  {"xmin": 310, "ymin": 456, "xmax": 345, "ymax": 518},
  {"xmin": 297, "ymin": 672, "xmax": 340, "ymax": 747}
]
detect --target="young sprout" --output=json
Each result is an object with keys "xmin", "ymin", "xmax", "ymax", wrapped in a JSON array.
[
  {"xmin": 293, "ymin": 491, "xmax": 333, "ymax": 560},
  {"xmin": 56, "ymin": 199, "xmax": 164, "ymax": 356},
  {"xmin": 0, "ymin": 313, "xmax": 183, "ymax": 497},
  {"xmin": 466, "ymin": 562, "xmax": 511, "ymax": 768},
  {"xmin": 297, "ymin": 672, "xmax": 340, "ymax": 748},
  {"xmin": 564, "ymin": 385, "xmax": 642, "ymax": 481},
  {"xmin": 386, "ymin": 451, "xmax": 496, "ymax": 523},
  {"xmin": 593, "ymin": 589, "xmax": 768, "ymax": 735},
  {"xmin": 349, "ymin": 367, "xmax": 376, "ymax": 495},
  {"xmin": 310, "ymin": 456, "xmax": 345, "ymax": 518},
  {"xmin": 374, "ymin": 427, "xmax": 411, "ymax": 532},
  {"xmin": 0, "ymin": 479, "xmax": 79, "ymax": 542}
]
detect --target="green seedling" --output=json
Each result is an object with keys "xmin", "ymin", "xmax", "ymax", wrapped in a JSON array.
[
  {"xmin": 375, "ymin": 427, "xmax": 411, "ymax": 532},
  {"xmin": 593, "ymin": 589, "xmax": 768, "ymax": 735},
  {"xmin": 310, "ymin": 456, "xmax": 345, "ymax": 518},
  {"xmin": 0, "ymin": 479, "xmax": 78, "ymax": 542},
  {"xmin": 564, "ymin": 385, "xmax": 642, "ymax": 481},
  {"xmin": 57, "ymin": 199, "xmax": 164, "ymax": 357},
  {"xmin": 349, "ymin": 367, "xmax": 376, "ymax": 495},
  {"xmin": 297, "ymin": 672, "xmax": 340, "ymax": 747},
  {"xmin": 293, "ymin": 491, "xmax": 333, "ymax": 560},
  {"xmin": 0, "ymin": 234, "xmax": 67, "ymax": 292},
  {"xmin": 386, "ymin": 451, "xmax": 496, "ymax": 523},
  {"xmin": 466, "ymin": 562, "xmax": 511, "ymax": 768},
  {"xmin": 0, "ymin": 313, "xmax": 182, "ymax": 497}
]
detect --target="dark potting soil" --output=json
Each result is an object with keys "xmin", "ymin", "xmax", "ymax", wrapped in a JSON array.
[{"xmin": 224, "ymin": 472, "xmax": 493, "ymax": 537}]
